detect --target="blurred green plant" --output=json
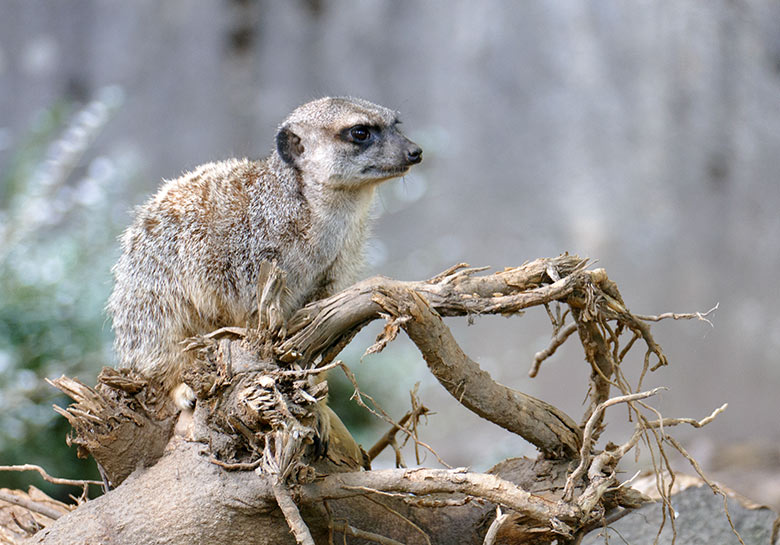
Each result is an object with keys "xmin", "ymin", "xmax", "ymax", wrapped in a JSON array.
[
  {"xmin": 0, "ymin": 86, "xmax": 133, "ymax": 500},
  {"xmin": 0, "ymin": 88, "xmax": 429, "ymax": 500},
  {"xmin": 326, "ymin": 331, "xmax": 433, "ymax": 466}
]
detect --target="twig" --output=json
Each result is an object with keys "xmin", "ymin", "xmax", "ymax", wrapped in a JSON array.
[
  {"xmin": 0, "ymin": 491, "xmax": 68, "ymax": 521},
  {"xmin": 338, "ymin": 363, "xmax": 449, "ymax": 468},
  {"xmin": 576, "ymin": 402, "xmax": 728, "ymax": 519},
  {"xmin": 427, "ymin": 262, "xmax": 470, "ymax": 283},
  {"xmin": 617, "ymin": 331, "xmax": 640, "ymax": 364},
  {"xmin": 330, "ymin": 520, "xmax": 404, "ymax": 545},
  {"xmin": 530, "ymin": 322, "xmax": 578, "ymax": 377},
  {"xmin": 208, "ymin": 458, "xmax": 263, "ymax": 471},
  {"xmin": 402, "ymin": 496, "xmax": 474, "ymax": 508},
  {"xmin": 571, "ymin": 305, "xmax": 617, "ymax": 436},
  {"xmin": 364, "ymin": 494, "xmax": 432, "ymax": 545},
  {"xmin": 300, "ymin": 468, "xmax": 578, "ymax": 526},
  {"xmin": 389, "ymin": 438, "xmax": 406, "ymax": 468},
  {"xmin": 11, "ymin": 509, "xmax": 43, "ymax": 535},
  {"xmin": 0, "ymin": 464, "xmax": 102, "ymax": 487},
  {"xmin": 271, "ymin": 481, "xmax": 315, "ymax": 545},
  {"xmin": 648, "ymin": 404, "xmax": 728, "ymax": 430},
  {"xmin": 542, "ymin": 302, "xmax": 562, "ymax": 335},
  {"xmin": 322, "ymin": 500, "xmax": 336, "ymax": 545},
  {"xmin": 665, "ymin": 436, "xmax": 746, "ymax": 545},
  {"xmin": 564, "ymin": 388, "xmax": 666, "ymax": 501},
  {"xmin": 367, "ymin": 404, "xmax": 430, "ymax": 462},
  {"xmin": 483, "ymin": 506, "xmax": 510, "ymax": 545},
  {"xmin": 635, "ymin": 302, "xmax": 719, "ymax": 326},
  {"xmin": 407, "ymin": 384, "xmax": 426, "ymax": 465},
  {"xmin": 281, "ymin": 358, "xmax": 344, "ymax": 377},
  {"xmin": 585, "ymin": 282, "xmax": 670, "ymax": 374}
]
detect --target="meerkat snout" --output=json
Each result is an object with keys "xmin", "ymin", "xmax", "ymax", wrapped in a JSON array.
[{"xmin": 406, "ymin": 144, "xmax": 423, "ymax": 165}]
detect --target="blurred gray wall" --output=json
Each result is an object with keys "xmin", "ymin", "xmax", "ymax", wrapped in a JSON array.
[{"xmin": 1, "ymin": 0, "xmax": 779, "ymax": 498}]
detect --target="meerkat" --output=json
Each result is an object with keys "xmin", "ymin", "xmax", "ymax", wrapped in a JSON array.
[{"xmin": 107, "ymin": 97, "xmax": 422, "ymax": 458}]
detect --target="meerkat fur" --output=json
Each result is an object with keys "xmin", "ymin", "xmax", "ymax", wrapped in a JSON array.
[{"xmin": 108, "ymin": 97, "xmax": 422, "ymax": 419}]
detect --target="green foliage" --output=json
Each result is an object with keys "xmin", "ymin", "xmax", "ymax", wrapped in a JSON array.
[
  {"xmin": 325, "ymin": 334, "xmax": 429, "ymax": 452},
  {"xmin": 0, "ymin": 87, "xmax": 131, "ymax": 500}
]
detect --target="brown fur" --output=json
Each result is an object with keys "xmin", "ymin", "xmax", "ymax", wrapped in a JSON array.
[{"xmin": 108, "ymin": 97, "xmax": 422, "ymax": 398}]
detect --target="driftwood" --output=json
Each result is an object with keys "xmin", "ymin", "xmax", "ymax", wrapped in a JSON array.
[{"xmin": 2, "ymin": 255, "xmax": 734, "ymax": 544}]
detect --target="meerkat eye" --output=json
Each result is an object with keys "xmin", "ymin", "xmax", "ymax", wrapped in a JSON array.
[{"xmin": 349, "ymin": 125, "xmax": 371, "ymax": 142}]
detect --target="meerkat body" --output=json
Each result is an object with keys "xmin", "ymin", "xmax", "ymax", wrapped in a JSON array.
[{"xmin": 108, "ymin": 98, "xmax": 422, "ymax": 411}]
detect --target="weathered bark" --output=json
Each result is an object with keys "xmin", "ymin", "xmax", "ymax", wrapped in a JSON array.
[
  {"xmin": 279, "ymin": 256, "xmax": 591, "ymax": 458},
  {"xmin": 20, "ymin": 441, "xmax": 573, "ymax": 545},
  {"xmin": 48, "ymin": 369, "xmax": 178, "ymax": 487},
  {"xmin": 279, "ymin": 255, "xmax": 588, "ymax": 361},
  {"xmin": 373, "ymin": 287, "xmax": 581, "ymax": 458},
  {"xmin": 16, "ymin": 256, "xmax": 725, "ymax": 545}
]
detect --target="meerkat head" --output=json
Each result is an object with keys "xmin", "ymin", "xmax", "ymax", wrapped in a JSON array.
[{"xmin": 275, "ymin": 97, "xmax": 422, "ymax": 190}]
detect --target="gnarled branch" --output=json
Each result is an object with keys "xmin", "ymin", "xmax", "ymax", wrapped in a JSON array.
[{"xmin": 28, "ymin": 256, "xmax": 727, "ymax": 545}]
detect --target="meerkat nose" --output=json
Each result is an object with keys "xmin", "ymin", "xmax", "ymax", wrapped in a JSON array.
[{"xmin": 406, "ymin": 145, "xmax": 423, "ymax": 165}]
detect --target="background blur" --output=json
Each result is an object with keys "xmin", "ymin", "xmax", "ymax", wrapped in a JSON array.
[{"xmin": 1, "ymin": 1, "xmax": 779, "ymax": 507}]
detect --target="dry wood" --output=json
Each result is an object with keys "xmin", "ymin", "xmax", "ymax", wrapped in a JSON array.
[
  {"xmin": 272, "ymin": 481, "xmax": 315, "ymax": 545},
  {"xmin": 300, "ymin": 467, "xmax": 577, "ymax": 523},
  {"xmin": 367, "ymin": 406, "xmax": 429, "ymax": 463},
  {"xmin": 564, "ymin": 388, "xmax": 666, "ymax": 502},
  {"xmin": 18, "ymin": 442, "xmax": 574, "ymax": 545},
  {"xmin": 0, "ymin": 466, "xmax": 100, "ymax": 489},
  {"xmin": 530, "ymin": 322, "xmax": 578, "ymax": 377},
  {"xmin": 25, "ymin": 256, "xmax": 729, "ymax": 544},
  {"xmin": 46, "ymin": 370, "xmax": 178, "ymax": 487},
  {"xmin": 482, "ymin": 507, "xmax": 509, "ymax": 545},
  {"xmin": 0, "ymin": 492, "xmax": 67, "ymax": 522},
  {"xmin": 374, "ymin": 287, "xmax": 582, "ymax": 458},
  {"xmin": 279, "ymin": 255, "xmax": 588, "ymax": 361},
  {"xmin": 0, "ymin": 487, "xmax": 72, "ymax": 545},
  {"xmin": 330, "ymin": 520, "xmax": 405, "ymax": 545}
]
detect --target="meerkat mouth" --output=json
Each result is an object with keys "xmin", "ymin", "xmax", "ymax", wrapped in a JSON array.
[{"xmin": 361, "ymin": 165, "xmax": 411, "ymax": 177}]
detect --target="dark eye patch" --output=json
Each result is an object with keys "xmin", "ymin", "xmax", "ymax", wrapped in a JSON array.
[{"xmin": 340, "ymin": 124, "xmax": 381, "ymax": 145}]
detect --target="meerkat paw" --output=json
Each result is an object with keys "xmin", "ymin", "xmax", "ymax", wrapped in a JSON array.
[{"xmin": 172, "ymin": 383, "xmax": 196, "ymax": 411}]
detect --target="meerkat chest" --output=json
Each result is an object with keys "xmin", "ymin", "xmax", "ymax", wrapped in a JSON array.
[
  {"xmin": 313, "ymin": 187, "xmax": 374, "ymax": 259},
  {"xmin": 288, "ymin": 187, "xmax": 375, "ymax": 300}
]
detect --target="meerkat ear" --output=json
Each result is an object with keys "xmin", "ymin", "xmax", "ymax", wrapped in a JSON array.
[{"xmin": 276, "ymin": 126, "xmax": 304, "ymax": 167}]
